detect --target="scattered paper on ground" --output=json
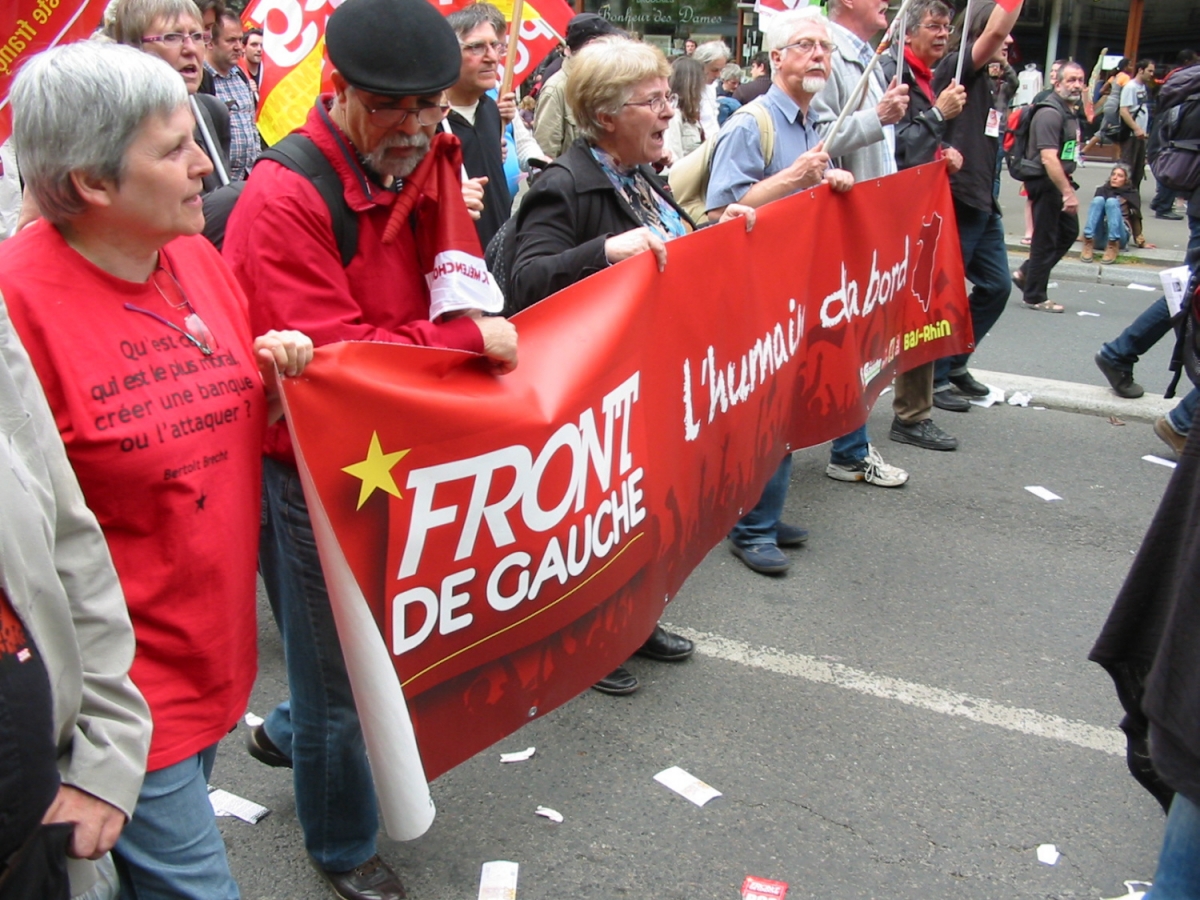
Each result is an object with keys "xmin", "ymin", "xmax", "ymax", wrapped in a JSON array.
[
  {"xmin": 1077, "ymin": 310, "xmax": 1101, "ymax": 317},
  {"xmin": 653, "ymin": 766, "xmax": 722, "ymax": 807},
  {"xmin": 1025, "ymin": 486, "xmax": 1062, "ymax": 501},
  {"xmin": 243, "ymin": 712, "xmax": 264, "ymax": 727},
  {"xmin": 478, "ymin": 861, "xmax": 519, "ymax": 900},
  {"xmin": 1008, "ymin": 390, "xmax": 1033, "ymax": 407},
  {"xmin": 209, "ymin": 789, "xmax": 270, "ymax": 824},
  {"xmin": 500, "ymin": 747, "xmax": 536, "ymax": 763},
  {"xmin": 1143, "ymin": 454, "xmax": 1178, "ymax": 469},
  {"xmin": 970, "ymin": 385, "xmax": 1005, "ymax": 408},
  {"xmin": 1129, "ymin": 283, "xmax": 1158, "ymax": 292},
  {"xmin": 1048, "ymin": 281, "xmax": 1058, "ymax": 288},
  {"xmin": 534, "ymin": 806, "xmax": 563, "ymax": 823},
  {"xmin": 742, "ymin": 875, "xmax": 789, "ymax": 899},
  {"xmin": 1036, "ymin": 843, "xmax": 1060, "ymax": 865},
  {"xmin": 1102, "ymin": 880, "xmax": 1152, "ymax": 900}
]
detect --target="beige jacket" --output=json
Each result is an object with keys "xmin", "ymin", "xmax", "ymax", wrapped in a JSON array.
[
  {"xmin": 0, "ymin": 292, "xmax": 150, "ymax": 895},
  {"xmin": 533, "ymin": 65, "xmax": 579, "ymax": 160}
]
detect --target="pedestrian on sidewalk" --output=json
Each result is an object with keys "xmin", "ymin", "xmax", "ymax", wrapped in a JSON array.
[{"xmin": 1011, "ymin": 61, "xmax": 1086, "ymax": 313}]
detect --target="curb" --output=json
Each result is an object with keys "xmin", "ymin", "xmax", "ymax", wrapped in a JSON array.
[{"xmin": 971, "ymin": 369, "xmax": 1175, "ymax": 423}]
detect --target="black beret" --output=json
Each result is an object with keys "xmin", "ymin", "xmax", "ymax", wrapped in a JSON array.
[
  {"xmin": 326, "ymin": 0, "xmax": 462, "ymax": 97},
  {"xmin": 565, "ymin": 13, "xmax": 624, "ymax": 53}
]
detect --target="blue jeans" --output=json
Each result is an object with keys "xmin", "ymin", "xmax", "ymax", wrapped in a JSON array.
[
  {"xmin": 829, "ymin": 425, "xmax": 868, "ymax": 465},
  {"xmin": 1145, "ymin": 792, "xmax": 1200, "ymax": 899},
  {"xmin": 113, "ymin": 744, "xmax": 238, "ymax": 900},
  {"xmin": 1083, "ymin": 196, "xmax": 1129, "ymax": 247},
  {"xmin": 934, "ymin": 200, "xmax": 1012, "ymax": 387},
  {"xmin": 1099, "ymin": 296, "xmax": 1198, "ymax": 435},
  {"xmin": 259, "ymin": 457, "xmax": 378, "ymax": 872},
  {"xmin": 729, "ymin": 454, "xmax": 792, "ymax": 547}
]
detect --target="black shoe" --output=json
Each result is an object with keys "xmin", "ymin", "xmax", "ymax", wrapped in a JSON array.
[
  {"xmin": 775, "ymin": 522, "xmax": 810, "ymax": 547},
  {"xmin": 592, "ymin": 665, "xmax": 639, "ymax": 695},
  {"xmin": 932, "ymin": 389, "xmax": 971, "ymax": 412},
  {"xmin": 889, "ymin": 417, "xmax": 958, "ymax": 451},
  {"xmin": 1094, "ymin": 352, "xmax": 1144, "ymax": 399},
  {"xmin": 247, "ymin": 723, "xmax": 292, "ymax": 769},
  {"xmin": 1011, "ymin": 267, "xmax": 1026, "ymax": 291},
  {"xmin": 948, "ymin": 371, "xmax": 989, "ymax": 397},
  {"xmin": 636, "ymin": 625, "xmax": 696, "ymax": 661},
  {"xmin": 1155, "ymin": 210, "xmax": 1185, "ymax": 220},
  {"xmin": 313, "ymin": 855, "xmax": 407, "ymax": 900}
]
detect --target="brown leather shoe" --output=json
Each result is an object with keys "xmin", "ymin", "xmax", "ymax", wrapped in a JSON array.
[
  {"xmin": 1154, "ymin": 417, "xmax": 1187, "ymax": 459},
  {"xmin": 1101, "ymin": 240, "xmax": 1120, "ymax": 264},
  {"xmin": 314, "ymin": 855, "xmax": 407, "ymax": 900},
  {"xmin": 1080, "ymin": 236, "xmax": 1094, "ymax": 262}
]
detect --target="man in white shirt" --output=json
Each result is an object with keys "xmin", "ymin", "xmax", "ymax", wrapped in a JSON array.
[{"xmin": 1119, "ymin": 59, "xmax": 1155, "ymax": 189}]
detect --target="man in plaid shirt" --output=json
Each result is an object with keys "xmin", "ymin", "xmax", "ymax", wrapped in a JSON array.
[{"xmin": 205, "ymin": 10, "xmax": 261, "ymax": 179}]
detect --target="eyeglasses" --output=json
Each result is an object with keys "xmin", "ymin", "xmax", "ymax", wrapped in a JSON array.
[
  {"xmin": 124, "ymin": 265, "xmax": 218, "ymax": 356},
  {"xmin": 781, "ymin": 38, "xmax": 835, "ymax": 55},
  {"xmin": 142, "ymin": 31, "xmax": 211, "ymax": 47},
  {"xmin": 461, "ymin": 40, "xmax": 507, "ymax": 57},
  {"xmin": 353, "ymin": 92, "xmax": 450, "ymax": 128},
  {"xmin": 624, "ymin": 93, "xmax": 679, "ymax": 114},
  {"xmin": 917, "ymin": 23, "xmax": 956, "ymax": 34}
]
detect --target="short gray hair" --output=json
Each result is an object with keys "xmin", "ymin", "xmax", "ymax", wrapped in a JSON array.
[
  {"xmin": 446, "ymin": 2, "xmax": 506, "ymax": 39},
  {"xmin": 693, "ymin": 40, "xmax": 731, "ymax": 66},
  {"xmin": 12, "ymin": 42, "xmax": 188, "ymax": 225},
  {"xmin": 720, "ymin": 63, "xmax": 742, "ymax": 82},
  {"xmin": 905, "ymin": 0, "xmax": 953, "ymax": 35},
  {"xmin": 104, "ymin": 0, "xmax": 204, "ymax": 46},
  {"xmin": 764, "ymin": 7, "xmax": 828, "ymax": 75}
]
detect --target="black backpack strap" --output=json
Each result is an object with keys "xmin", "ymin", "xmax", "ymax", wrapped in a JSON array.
[{"xmin": 256, "ymin": 134, "xmax": 358, "ymax": 267}]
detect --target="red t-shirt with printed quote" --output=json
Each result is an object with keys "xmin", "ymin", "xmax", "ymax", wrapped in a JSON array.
[{"xmin": 0, "ymin": 223, "xmax": 266, "ymax": 770}]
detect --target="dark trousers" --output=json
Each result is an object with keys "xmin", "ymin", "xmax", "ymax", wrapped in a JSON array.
[
  {"xmin": 1018, "ymin": 176, "xmax": 1079, "ymax": 306},
  {"xmin": 1120, "ymin": 135, "xmax": 1148, "ymax": 190}
]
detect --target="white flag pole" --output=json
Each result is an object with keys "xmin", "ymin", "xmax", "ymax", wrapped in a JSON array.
[{"xmin": 953, "ymin": 0, "xmax": 974, "ymax": 86}]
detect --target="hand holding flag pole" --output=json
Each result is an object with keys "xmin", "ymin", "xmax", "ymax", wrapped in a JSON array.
[{"xmin": 822, "ymin": 0, "xmax": 914, "ymax": 152}]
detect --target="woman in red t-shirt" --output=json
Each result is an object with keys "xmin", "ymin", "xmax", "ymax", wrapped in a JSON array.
[{"xmin": 0, "ymin": 42, "xmax": 312, "ymax": 898}]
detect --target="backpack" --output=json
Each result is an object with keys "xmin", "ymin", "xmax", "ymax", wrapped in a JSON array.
[
  {"xmin": 255, "ymin": 134, "xmax": 358, "ymax": 267},
  {"xmin": 668, "ymin": 102, "xmax": 775, "ymax": 224},
  {"xmin": 1147, "ymin": 68, "xmax": 1200, "ymax": 193},
  {"xmin": 1005, "ymin": 100, "xmax": 1057, "ymax": 181}
]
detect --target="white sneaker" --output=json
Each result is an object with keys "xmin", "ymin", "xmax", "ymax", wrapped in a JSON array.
[{"xmin": 824, "ymin": 444, "xmax": 909, "ymax": 487}]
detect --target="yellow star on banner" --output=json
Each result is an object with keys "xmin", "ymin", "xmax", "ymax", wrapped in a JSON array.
[{"xmin": 342, "ymin": 432, "xmax": 410, "ymax": 510}]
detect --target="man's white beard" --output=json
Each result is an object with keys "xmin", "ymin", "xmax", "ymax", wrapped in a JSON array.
[
  {"xmin": 802, "ymin": 75, "xmax": 827, "ymax": 94},
  {"xmin": 367, "ymin": 131, "xmax": 431, "ymax": 179}
]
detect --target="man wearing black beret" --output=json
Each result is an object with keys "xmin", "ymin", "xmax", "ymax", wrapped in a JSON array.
[{"xmin": 223, "ymin": 1, "xmax": 518, "ymax": 897}]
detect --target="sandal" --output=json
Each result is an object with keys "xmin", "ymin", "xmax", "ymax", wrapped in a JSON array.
[
  {"xmin": 1024, "ymin": 300, "xmax": 1064, "ymax": 313},
  {"xmin": 1020, "ymin": 237, "xmax": 1032, "ymax": 245}
]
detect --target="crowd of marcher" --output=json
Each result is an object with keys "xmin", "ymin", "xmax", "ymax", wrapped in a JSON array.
[{"xmin": 0, "ymin": 0, "xmax": 1198, "ymax": 897}]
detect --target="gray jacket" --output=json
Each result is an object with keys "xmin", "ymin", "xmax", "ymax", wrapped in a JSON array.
[
  {"xmin": 811, "ymin": 20, "xmax": 898, "ymax": 180},
  {"xmin": 0, "ymin": 293, "xmax": 150, "ymax": 895}
]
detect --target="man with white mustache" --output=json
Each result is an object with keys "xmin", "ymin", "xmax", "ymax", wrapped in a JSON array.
[{"xmin": 705, "ymin": 6, "xmax": 857, "ymax": 576}]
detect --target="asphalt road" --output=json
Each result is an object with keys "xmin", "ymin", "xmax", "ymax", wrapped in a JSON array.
[{"xmin": 209, "ymin": 245, "xmax": 1183, "ymax": 898}]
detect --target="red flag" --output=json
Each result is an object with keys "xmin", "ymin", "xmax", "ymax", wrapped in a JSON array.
[
  {"xmin": 994, "ymin": 0, "xmax": 1022, "ymax": 11},
  {"xmin": 429, "ymin": 0, "xmax": 574, "ymax": 90},
  {"xmin": 0, "ymin": 0, "xmax": 106, "ymax": 144},
  {"xmin": 383, "ymin": 133, "xmax": 504, "ymax": 319}
]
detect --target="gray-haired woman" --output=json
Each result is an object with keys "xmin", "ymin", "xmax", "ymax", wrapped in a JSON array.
[
  {"xmin": 0, "ymin": 41, "xmax": 311, "ymax": 898},
  {"xmin": 509, "ymin": 38, "xmax": 752, "ymax": 694}
]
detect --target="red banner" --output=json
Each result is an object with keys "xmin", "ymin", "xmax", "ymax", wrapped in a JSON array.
[
  {"xmin": 1, "ymin": 0, "xmax": 105, "ymax": 143},
  {"xmin": 281, "ymin": 164, "xmax": 971, "ymax": 839}
]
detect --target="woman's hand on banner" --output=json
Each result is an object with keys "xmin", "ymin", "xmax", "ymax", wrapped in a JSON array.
[
  {"xmin": 717, "ymin": 203, "xmax": 756, "ymax": 232},
  {"xmin": 468, "ymin": 312, "xmax": 519, "ymax": 374},
  {"xmin": 824, "ymin": 168, "xmax": 855, "ymax": 193},
  {"xmin": 604, "ymin": 227, "xmax": 668, "ymax": 272}
]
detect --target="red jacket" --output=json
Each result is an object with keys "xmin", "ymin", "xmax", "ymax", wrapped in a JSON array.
[{"xmin": 224, "ymin": 96, "xmax": 484, "ymax": 461}]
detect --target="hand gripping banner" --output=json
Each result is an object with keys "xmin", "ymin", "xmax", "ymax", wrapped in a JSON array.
[{"xmin": 280, "ymin": 163, "xmax": 972, "ymax": 840}]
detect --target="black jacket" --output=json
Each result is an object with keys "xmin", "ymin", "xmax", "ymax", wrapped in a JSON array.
[
  {"xmin": 509, "ymin": 138, "xmax": 694, "ymax": 311},
  {"xmin": 447, "ymin": 94, "xmax": 513, "ymax": 249},
  {"xmin": 193, "ymin": 92, "xmax": 232, "ymax": 193},
  {"xmin": 883, "ymin": 55, "xmax": 949, "ymax": 171}
]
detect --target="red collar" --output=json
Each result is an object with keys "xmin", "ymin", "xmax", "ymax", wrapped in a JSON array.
[{"xmin": 904, "ymin": 47, "xmax": 935, "ymax": 103}]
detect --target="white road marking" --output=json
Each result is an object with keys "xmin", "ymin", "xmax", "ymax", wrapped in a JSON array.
[{"xmin": 666, "ymin": 626, "xmax": 1125, "ymax": 757}]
